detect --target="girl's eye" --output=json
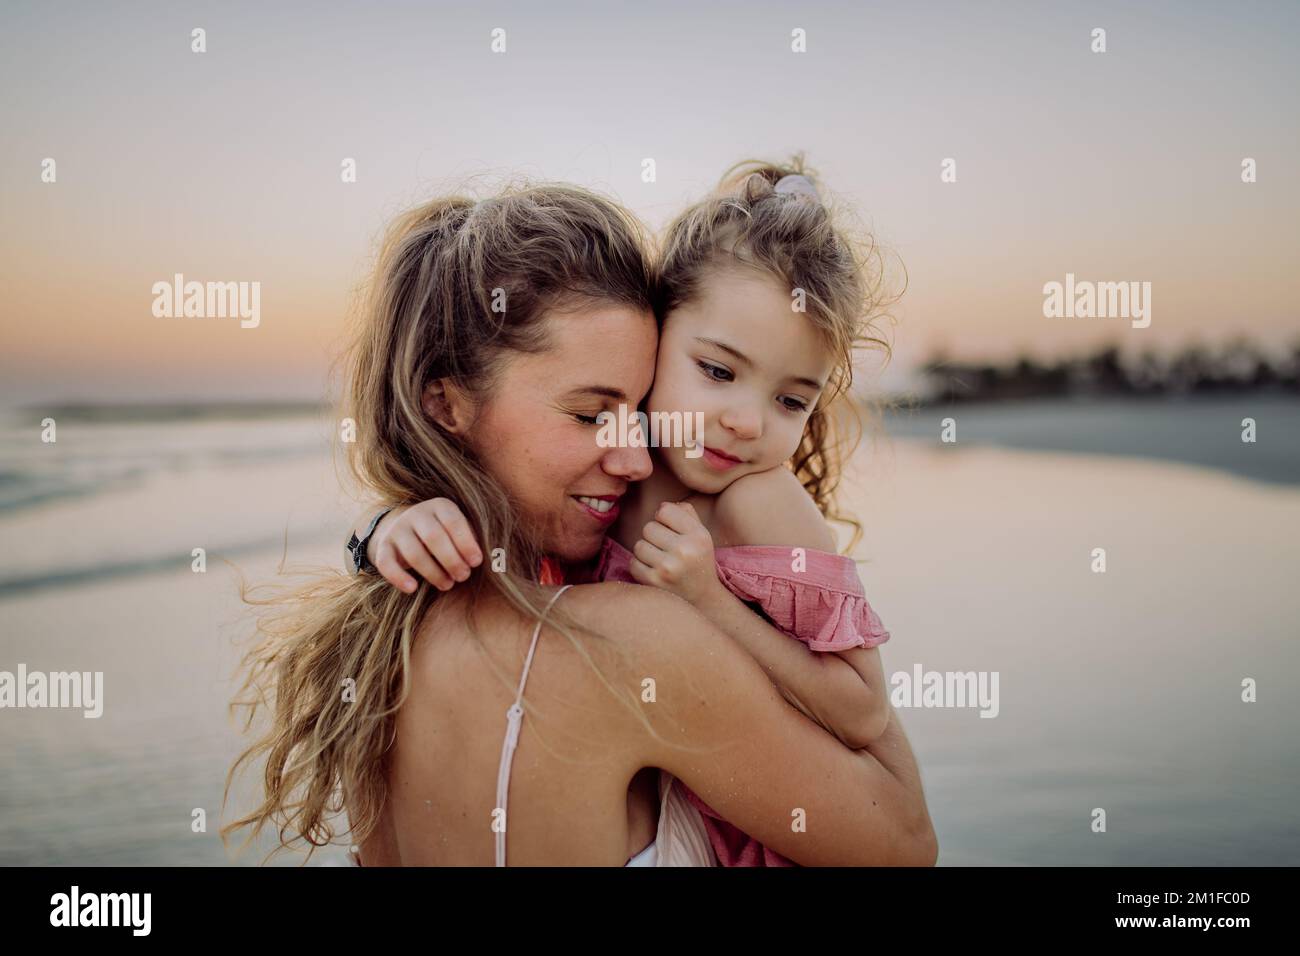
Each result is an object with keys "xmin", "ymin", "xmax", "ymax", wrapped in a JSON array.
[
  {"xmin": 780, "ymin": 397, "xmax": 810, "ymax": 413},
  {"xmin": 696, "ymin": 360, "xmax": 733, "ymax": 382}
]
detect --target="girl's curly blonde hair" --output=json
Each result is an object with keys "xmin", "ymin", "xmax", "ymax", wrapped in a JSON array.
[{"xmin": 658, "ymin": 156, "xmax": 902, "ymax": 550}]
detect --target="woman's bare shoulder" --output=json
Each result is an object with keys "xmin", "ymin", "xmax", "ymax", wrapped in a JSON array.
[
  {"xmin": 500, "ymin": 583, "xmax": 757, "ymax": 741},
  {"xmin": 542, "ymin": 583, "xmax": 709, "ymax": 674},
  {"xmin": 414, "ymin": 582, "xmax": 755, "ymax": 737},
  {"xmin": 547, "ymin": 583, "xmax": 768, "ymax": 734},
  {"xmin": 554, "ymin": 582, "xmax": 739, "ymax": 668}
]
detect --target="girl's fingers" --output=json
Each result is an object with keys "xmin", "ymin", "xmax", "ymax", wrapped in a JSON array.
[
  {"xmin": 632, "ymin": 538, "xmax": 666, "ymax": 569},
  {"xmin": 430, "ymin": 499, "xmax": 484, "ymax": 567},
  {"xmin": 640, "ymin": 520, "xmax": 678, "ymax": 552},
  {"xmin": 372, "ymin": 545, "xmax": 419, "ymax": 593},
  {"xmin": 627, "ymin": 556, "xmax": 656, "ymax": 585},
  {"xmin": 413, "ymin": 519, "xmax": 473, "ymax": 582},
  {"xmin": 392, "ymin": 528, "xmax": 456, "ymax": 591},
  {"xmin": 654, "ymin": 501, "xmax": 702, "ymax": 534}
]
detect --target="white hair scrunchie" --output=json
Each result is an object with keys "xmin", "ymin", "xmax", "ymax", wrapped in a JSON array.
[{"xmin": 773, "ymin": 173, "xmax": 819, "ymax": 202}]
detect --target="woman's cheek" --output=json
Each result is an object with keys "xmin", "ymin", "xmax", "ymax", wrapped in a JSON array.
[{"xmin": 568, "ymin": 429, "xmax": 606, "ymax": 474}]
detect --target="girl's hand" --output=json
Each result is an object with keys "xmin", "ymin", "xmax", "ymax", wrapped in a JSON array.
[
  {"xmin": 629, "ymin": 501, "xmax": 726, "ymax": 607},
  {"xmin": 367, "ymin": 499, "xmax": 483, "ymax": 593}
]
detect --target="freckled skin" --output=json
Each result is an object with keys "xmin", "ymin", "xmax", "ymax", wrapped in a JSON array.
[{"xmin": 465, "ymin": 304, "xmax": 658, "ymax": 562}]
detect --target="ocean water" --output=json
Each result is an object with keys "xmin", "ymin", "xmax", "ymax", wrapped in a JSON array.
[
  {"xmin": 0, "ymin": 409, "xmax": 346, "ymax": 598},
  {"xmin": 880, "ymin": 393, "xmax": 1300, "ymax": 485},
  {"xmin": 0, "ymin": 397, "xmax": 1297, "ymax": 865}
]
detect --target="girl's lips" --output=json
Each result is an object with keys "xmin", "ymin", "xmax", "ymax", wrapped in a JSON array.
[
  {"xmin": 701, "ymin": 446, "xmax": 743, "ymax": 471},
  {"xmin": 571, "ymin": 495, "xmax": 621, "ymax": 525}
]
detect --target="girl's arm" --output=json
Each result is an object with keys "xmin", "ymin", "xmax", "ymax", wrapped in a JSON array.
[
  {"xmin": 350, "ymin": 500, "xmax": 482, "ymax": 592},
  {"xmin": 630, "ymin": 469, "xmax": 889, "ymax": 751}
]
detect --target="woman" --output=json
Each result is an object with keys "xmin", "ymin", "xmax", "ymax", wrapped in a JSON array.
[{"xmin": 222, "ymin": 183, "xmax": 936, "ymax": 866}]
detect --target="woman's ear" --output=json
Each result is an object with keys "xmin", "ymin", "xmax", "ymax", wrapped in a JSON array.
[{"xmin": 421, "ymin": 379, "xmax": 474, "ymax": 435}]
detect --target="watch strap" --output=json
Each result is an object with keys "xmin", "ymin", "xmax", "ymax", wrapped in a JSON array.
[{"xmin": 348, "ymin": 507, "xmax": 393, "ymax": 574}]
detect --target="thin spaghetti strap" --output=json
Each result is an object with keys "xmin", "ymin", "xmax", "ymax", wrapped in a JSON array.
[{"xmin": 494, "ymin": 584, "xmax": 574, "ymax": 867}]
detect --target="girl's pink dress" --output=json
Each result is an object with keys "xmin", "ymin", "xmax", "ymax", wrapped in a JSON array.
[{"xmin": 591, "ymin": 536, "xmax": 891, "ymax": 867}]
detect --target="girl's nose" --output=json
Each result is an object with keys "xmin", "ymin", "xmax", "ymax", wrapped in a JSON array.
[{"xmin": 719, "ymin": 404, "xmax": 762, "ymax": 441}]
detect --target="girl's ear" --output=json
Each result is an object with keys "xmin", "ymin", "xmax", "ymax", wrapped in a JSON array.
[{"xmin": 422, "ymin": 379, "xmax": 474, "ymax": 435}]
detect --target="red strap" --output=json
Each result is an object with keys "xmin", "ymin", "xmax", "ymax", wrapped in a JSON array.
[{"xmin": 538, "ymin": 556, "xmax": 566, "ymax": 586}]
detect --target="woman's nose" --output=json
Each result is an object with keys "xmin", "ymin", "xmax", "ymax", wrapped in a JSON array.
[{"xmin": 603, "ymin": 442, "xmax": 653, "ymax": 483}]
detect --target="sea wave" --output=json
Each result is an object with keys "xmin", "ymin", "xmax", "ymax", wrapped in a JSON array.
[
  {"xmin": 0, "ymin": 531, "xmax": 340, "ymax": 598},
  {"xmin": 0, "ymin": 413, "xmax": 334, "ymax": 514}
]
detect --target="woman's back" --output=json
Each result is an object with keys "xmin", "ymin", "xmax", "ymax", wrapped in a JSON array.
[
  {"xmin": 359, "ymin": 583, "xmax": 660, "ymax": 866},
  {"xmin": 359, "ymin": 581, "xmax": 937, "ymax": 867}
]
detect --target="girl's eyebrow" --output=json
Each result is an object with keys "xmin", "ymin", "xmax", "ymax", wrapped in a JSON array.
[
  {"xmin": 789, "ymin": 374, "xmax": 826, "ymax": 392},
  {"xmin": 695, "ymin": 336, "xmax": 750, "ymax": 367},
  {"xmin": 694, "ymin": 336, "xmax": 825, "ymax": 391}
]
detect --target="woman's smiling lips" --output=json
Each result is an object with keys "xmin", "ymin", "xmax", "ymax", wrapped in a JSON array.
[
  {"xmin": 701, "ymin": 446, "xmax": 744, "ymax": 471},
  {"xmin": 572, "ymin": 493, "xmax": 622, "ymax": 525}
]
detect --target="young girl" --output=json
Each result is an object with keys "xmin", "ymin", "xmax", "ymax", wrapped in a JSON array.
[{"xmin": 350, "ymin": 159, "xmax": 897, "ymax": 866}]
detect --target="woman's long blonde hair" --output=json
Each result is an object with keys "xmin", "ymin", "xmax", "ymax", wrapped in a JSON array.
[
  {"xmin": 221, "ymin": 183, "xmax": 658, "ymax": 862},
  {"xmin": 658, "ymin": 157, "xmax": 902, "ymax": 550}
]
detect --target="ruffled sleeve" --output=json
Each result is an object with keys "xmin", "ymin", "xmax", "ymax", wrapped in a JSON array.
[{"xmin": 713, "ymin": 546, "xmax": 891, "ymax": 653}]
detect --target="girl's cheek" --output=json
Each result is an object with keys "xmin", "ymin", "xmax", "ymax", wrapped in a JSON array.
[
  {"xmin": 648, "ymin": 377, "xmax": 689, "ymax": 415},
  {"xmin": 777, "ymin": 425, "xmax": 807, "ymax": 463}
]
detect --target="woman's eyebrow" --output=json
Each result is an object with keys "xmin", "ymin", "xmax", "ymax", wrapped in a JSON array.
[
  {"xmin": 560, "ymin": 385, "xmax": 627, "ymax": 401},
  {"xmin": 696, "ymin": 336, "xmax": 824, "ymax": 391}
]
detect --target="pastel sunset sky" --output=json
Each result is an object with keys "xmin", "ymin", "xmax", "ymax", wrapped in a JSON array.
[{"xmin": 2, "ymin": 0, "xmax": 1296, "ymax": 404}]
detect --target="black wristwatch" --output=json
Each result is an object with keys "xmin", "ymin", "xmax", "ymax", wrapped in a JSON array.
[{"xmin": 347, "ymin": 508, "xmax": 393, "ymax": 575}]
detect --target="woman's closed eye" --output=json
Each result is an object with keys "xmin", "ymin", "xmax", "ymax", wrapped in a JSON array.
[{"xmin": 572, "ymin": 411, "xmax": 604, "ymax": 425}]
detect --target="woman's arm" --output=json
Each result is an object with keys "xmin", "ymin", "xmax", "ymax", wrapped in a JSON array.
[
  {"xmin": 688, "ymin": 581, "xmax": 888, "ymax": 749},
  {"xmin": 588, "ymin": 584, "xmax": 935, "ymax": 866},
  {"xmin": 632, "ymin": 469, "xmax": 889, "ymax": 749},
  {"xmin": 715, "ymin": 467, "xmax": 892, "ymax": 745}
]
